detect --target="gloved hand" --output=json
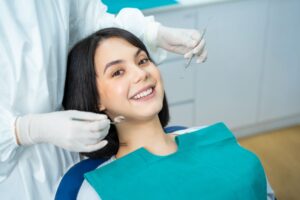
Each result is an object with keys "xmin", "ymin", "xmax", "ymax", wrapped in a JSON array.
[
  {"xmin": 157, "ymin": 25, "xmax": 207, "ymax": 63},
  {"xmin": 15, "ymin": 110, "xmax": 110, "ymax": 152}
]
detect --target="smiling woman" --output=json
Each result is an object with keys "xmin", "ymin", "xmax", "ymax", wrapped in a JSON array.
[
  {"xmin": 62, "ymin": 28, "xmax": 274, "ymax": 200},
  {"xmin": 63, "ymin": 28, "xmax": 170, "ymax": 160},
  {"xmin": 94, "ymin": 37, "xmax": 164, "ymax": 124}
]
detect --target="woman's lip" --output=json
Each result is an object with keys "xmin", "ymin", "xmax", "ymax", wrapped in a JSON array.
[
  {"xmin": 131, "ymin": 87, "xmax": 156, "ymax": 101},
  {"xmin": 130, "ymin": 85, "xmax": 155, "ymax": 99}
]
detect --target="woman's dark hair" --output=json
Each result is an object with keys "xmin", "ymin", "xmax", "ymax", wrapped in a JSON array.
[{"xmin": 63, "ymin": 28, "xmax": 169, "ymax": 159}]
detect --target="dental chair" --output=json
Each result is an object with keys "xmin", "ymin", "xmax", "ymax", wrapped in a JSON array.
[{"xmin": 55, "ymin": 125, "xmax": 187, "ymax": 200}]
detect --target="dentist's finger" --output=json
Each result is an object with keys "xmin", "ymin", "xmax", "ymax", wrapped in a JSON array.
[
  {"xmin": 193, "ymin": 39, "xmax": 206, "ymax": 56},
  {"xmin": 70, "ymin": 110, "xmax": 108, "ymax": 121},
  {"xmin": 187, "ymin": 30, "xmax": 201, "ymax": 48},
  {"xmin": 184, "ymin": 50, "xmax": 194, "ymax": 59},
  {"xmin": 87, "ymin": 119, "xmax": 110, "ymax": 132},
  {"xmin": 196, "ymin": 49, "xmax": 208, "ymax": 63},
  {"xmin": 84, "ymin": 140, "xmax": 108, "ymax": 152}
]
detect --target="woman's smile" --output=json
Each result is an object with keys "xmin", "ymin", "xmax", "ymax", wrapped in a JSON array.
[{"xmin": 130, "ymin": 85, "xmax": 156, "ymax": 101}]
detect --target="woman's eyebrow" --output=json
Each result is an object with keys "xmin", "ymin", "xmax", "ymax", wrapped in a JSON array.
[
  {"xmin": 103, "ymin": 49, "xmax": 144, "ymax": 75},
  {"xmin": 103, "ymin": 59, "xmax": 123, "ymax": 74},
  {"xmin": 135, "ymin": 49, "xmax": 143, "ymax": 58}
]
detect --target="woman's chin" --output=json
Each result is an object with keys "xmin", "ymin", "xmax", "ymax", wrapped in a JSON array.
[
  {"xmin": 134, "ymin": 108, "xmax": 162, "ymax": 121},
  {"xmin": 119, "ymin": 111, "xmax": 161, "ymax": 124}
]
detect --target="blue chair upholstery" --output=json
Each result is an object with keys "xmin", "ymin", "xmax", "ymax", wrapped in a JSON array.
[
  {"xmin": 55, "ymin": 158, "xmax": 108, "ymax": 200},
  {"xmin": 55, "ymin": 125, "xmax": 187, "ymax": 200}
]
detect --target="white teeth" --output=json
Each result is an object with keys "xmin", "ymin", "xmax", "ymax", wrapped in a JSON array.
[{"xmin": 133, "ymin": 88, "xmax": 153, "ymax": 100}]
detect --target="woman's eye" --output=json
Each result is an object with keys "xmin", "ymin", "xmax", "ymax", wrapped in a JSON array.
[
  {"xmin": 138, "ymin": 58, "xmax": 149, "ymax": 65},
  {"xmin": 112, "ymin": 69, "xmax": 124, "ymax": 77}
]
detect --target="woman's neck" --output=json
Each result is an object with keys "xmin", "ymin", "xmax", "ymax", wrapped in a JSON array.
[{"xmin": 115, "ymin": 116, "xmax": 177, "ymax": 159}]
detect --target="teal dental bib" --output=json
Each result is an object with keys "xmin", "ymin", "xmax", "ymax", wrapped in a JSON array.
[{"xmin": 85, "ymin": 123, "xmax": 267, "ymax": 200}]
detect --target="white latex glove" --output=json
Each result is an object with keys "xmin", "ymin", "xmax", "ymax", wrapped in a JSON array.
[
  {"xmin": 157, "ymin": 25, "xmax": 207, "ymax": 63},
  {"xmin": 15, "ymin": 110, "xmax": 110, "ymax": 152}
]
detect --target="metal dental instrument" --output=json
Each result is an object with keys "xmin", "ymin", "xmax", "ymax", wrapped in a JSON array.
[
  {"xmin": 72, "ymin": 115, "xmax": 125, "ymax": 125},
  {"xmin": 185, "ymin": 28, "xmax": 207, "ymax": 68},
  {"xmin": 110, "ymin": 116, "xmax": 125, "ymax": 124}
]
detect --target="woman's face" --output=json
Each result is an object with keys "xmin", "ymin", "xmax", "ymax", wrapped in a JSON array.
[{"xmin": 94, "ymin": 37, "xmax": 164, "ymax": 122}]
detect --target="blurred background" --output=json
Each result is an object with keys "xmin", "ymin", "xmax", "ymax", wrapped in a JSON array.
[{"xmin": 104, "ymin": 0, "xmax": 300, "ymax": 199}]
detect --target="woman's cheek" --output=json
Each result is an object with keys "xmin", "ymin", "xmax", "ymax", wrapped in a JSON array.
[{"xmin": 113, "ymin": 82, "xmax": 129, "ymax": 98}]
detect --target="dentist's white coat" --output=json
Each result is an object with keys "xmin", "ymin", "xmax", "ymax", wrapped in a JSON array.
[{"xmin": 0, "ymin": 0, "xmax": 164, "ymax": 199}]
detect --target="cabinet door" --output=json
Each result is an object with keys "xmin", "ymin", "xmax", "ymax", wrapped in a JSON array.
[
  {"xmin": 194, "ymin": 0, "xmax": 268, "ymax": 129},
  {"xmin": 258, "ymin": 0, "xmax": 300, "ymax": 122},
  {"xmin": 168, "ymin": 102, "xmax": 195, "ymax": 127},
  {"xmin": 159, "ymin": 59, "xmax": 195, "ymax": 104}
]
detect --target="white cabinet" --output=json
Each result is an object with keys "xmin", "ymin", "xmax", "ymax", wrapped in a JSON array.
[
  {"xmin": 194, "ymin": 0, "xmax": 269, "ymax": 129},
  {"xmin": 152, "ymin": 8, "xmax": 198, "ymax": 127},
  {"xmin": 151, "ymin": 6, "xmax": 199, "ymax": 127},
  {"xmin": 168, "ymin": 102, "xmax": 195, "ymax": 127},
  {"xmin": 159, "ymin": 59, "xmax": 196, "ymax": 126},
  {"xmin": 159, "ymin": 59, "xmax": 195, "ymax": 104},
  {"xmin": 151, "ymin": 7, "xmax": 197, "ymax": 29},
  {"xmin": 258, "ymin": 0, "xmax": 300, "ymax": 122}
]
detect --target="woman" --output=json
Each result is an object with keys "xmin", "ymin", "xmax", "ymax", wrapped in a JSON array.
[{"xmin": 63, "ymin": 28, "xmax": 274, "ymax": 200}]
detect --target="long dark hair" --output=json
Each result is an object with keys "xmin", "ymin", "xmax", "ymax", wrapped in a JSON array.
[{"xmin": 63, "ymin": 28, "xmax": 169, "ymax": 159}]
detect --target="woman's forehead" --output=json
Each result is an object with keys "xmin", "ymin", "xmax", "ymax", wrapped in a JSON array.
[
  {"xmin": 98, "ymin": 37, "xmax": 138, "ymax": 53},
  {"xmin": 94, "ymin": 37, "xmax": 145, "ymax": 71}
]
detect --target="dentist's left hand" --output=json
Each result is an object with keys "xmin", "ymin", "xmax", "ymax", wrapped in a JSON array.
[
  {"xmin": 157, "ymin": 25, "xmax": 207, "ymax": 63},
  {"xmin": 15, "ymin": 110, "xmax": 110, "ymax": 152}
]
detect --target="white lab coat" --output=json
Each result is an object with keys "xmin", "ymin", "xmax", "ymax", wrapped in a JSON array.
[{"xmin": 0, "ymin": 0, "xmax": 165, "ymax": 199}]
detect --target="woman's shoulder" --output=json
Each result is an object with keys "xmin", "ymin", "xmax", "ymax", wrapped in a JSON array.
[
  {"xmin": 77, "ymin": 178, "xmax": 101, "ymax": 200},
  {"xmin": 77, "ymin": 157, "xmax": 115, "ymax": 200},
  {"xmin": 170, "ymin": 122, "xmax": 235, "ymax": 138},
  {"xmin": 98, "ymin": 156, "xmax": 116, "ymax": 168}
]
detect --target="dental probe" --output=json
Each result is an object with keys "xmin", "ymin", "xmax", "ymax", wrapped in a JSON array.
[{"xmin": 71, "ymin": 115, "xmax": 125, "ymax": 124}]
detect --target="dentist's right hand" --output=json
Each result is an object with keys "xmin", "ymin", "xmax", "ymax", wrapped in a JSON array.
[{"xmin": 15, "ymin": 110, "xmax": 110, "ymax": 152}]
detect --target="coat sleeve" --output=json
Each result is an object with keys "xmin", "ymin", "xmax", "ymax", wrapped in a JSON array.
[
  {"xmin": 0, "ymin": 21, "xmax": 26, "ymax": 179},
  {"xmin": 69, "ymin": 0, "xmax": 166, "ymax": 63},
  {"xmin": 0, "ymin": 106, "xmax": 24, "ymax": 182}
]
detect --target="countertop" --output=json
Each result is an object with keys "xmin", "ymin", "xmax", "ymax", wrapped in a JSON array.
[{"xmin": 102, "ymin": 0, "xmax": 236, "ymax": 14}]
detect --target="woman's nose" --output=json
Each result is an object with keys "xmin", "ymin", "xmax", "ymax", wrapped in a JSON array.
[{"xmin": 132, "ymin": 65, "xmax": 148, "ymax": 83}]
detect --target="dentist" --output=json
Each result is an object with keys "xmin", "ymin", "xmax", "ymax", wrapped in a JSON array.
[{"xmin": 0, "ymin": 0, "xmax": 207, "ymax": 199}]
